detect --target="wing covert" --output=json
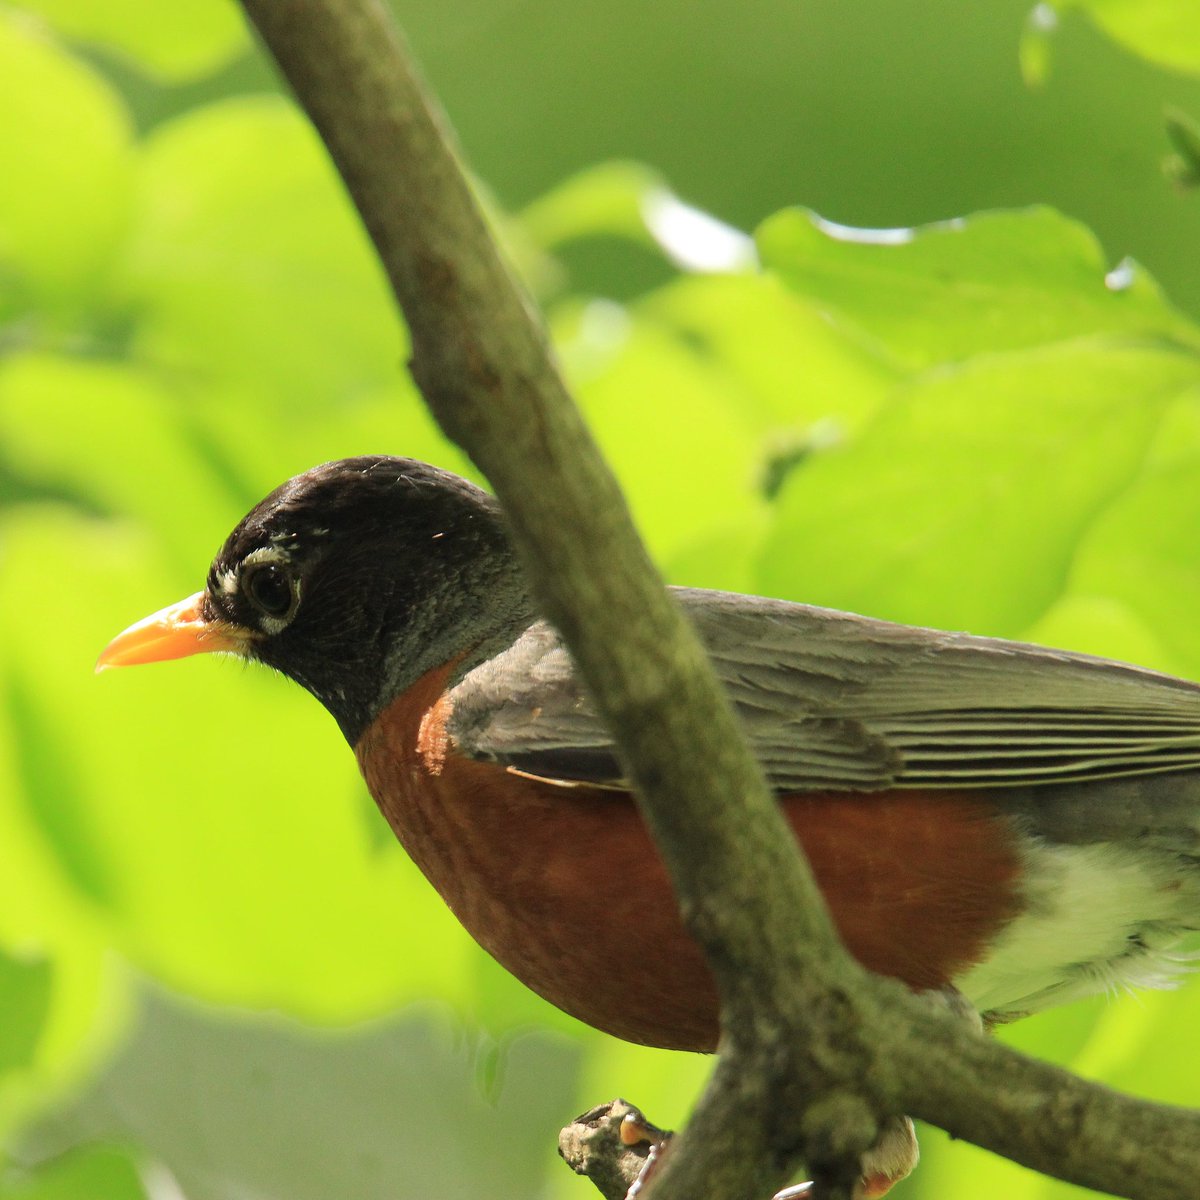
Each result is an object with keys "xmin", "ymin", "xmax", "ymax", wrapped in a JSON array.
[{"xmin": 446, "ymin": 589, "xmax": 1200, "ymax": 793}]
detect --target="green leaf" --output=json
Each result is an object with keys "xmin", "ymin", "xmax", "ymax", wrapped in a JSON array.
[
  {"xmin": 665, "ymin": 515, "xmax": 771, "ymax": 594},
  {"xmin": 758, "ymin": 206, "xmax": 1197, "ymax": 370},
  {"xmin": 0, "ymin": 785, "xmax": 116, "ymax": 1149},
  {"xmin": 0, "ymin": 950, "xmax": 52, "ymax": 1076},
  {"xmin": 188, "ymin": 382, "xmax": 477, "ymax": 518},
  {"xmin": 123, "ymin": 98, "xmax": 404, "ymax": 410},
  {"xmin": 0, "ymin": 1144, "xmax": 146, "ymax": 1200},
  {"xmin": 552, "ymin": 271, "xmax": 895, "ymax": 568},
  {"xmin": 0, "ymin": 354, "xmax": 240, "ymax": 573},
  {"xmin": 1164, "ymin": 106, "xmax": 1200, "ymax": 189},
  {"xmin": 1065, "ymin": 413, "xmax": 1200, "ymax": 678},
  {"xmin": 640, "ymin": 272, "xmax": 897, "ymax": 431},
  {"xmin": 562, "ymin": 305, "xmax": 763, "ymax": 563},
  {"xmin": 1051, "ymin": 0, "xmax": 1200, "ymax": 75},
  {"xmin": 758, "ymin": 342, "xmax": 1200, "ymax": 636},
  {"xmin": 0, "ymin": 16, "xmax": 133, "ymax": 311},
  {"xmin": 1021, "ymin": 594, "xmax": 1175, "ymax": 674},
  {"xmin": 7, "ymin": 672, "xmax": 117, "ymax": 910},
  {"xmin": 13, "ymin": 0, "xmax": 246, "ymax": 82},
  {"xmin": 520, "ymin": 160, "xmax": 667, "ymax": 251}
]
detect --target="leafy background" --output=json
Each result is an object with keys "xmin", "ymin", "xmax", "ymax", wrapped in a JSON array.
[{"xmin": 2, "ymin": 1, "xmax": 1200, "ymax": 1197}]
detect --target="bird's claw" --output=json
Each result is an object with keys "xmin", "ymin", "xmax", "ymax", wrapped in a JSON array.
[
  {"xmin": 774, "ymin": 1113, "xmax": 917, "ymax": 1200},
  {"xmin": 620, "ymin": 1107, "xmax": 673, "ymax": 1199}
]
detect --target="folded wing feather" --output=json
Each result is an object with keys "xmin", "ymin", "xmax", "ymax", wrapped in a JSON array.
[{"xmin": 447, "ymin": 588, "xmax": 1200, "ymax": 793}]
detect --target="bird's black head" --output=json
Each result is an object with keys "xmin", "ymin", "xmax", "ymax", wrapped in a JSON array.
[{"xmin": 102, "ymin": 456, "xmax": 536, "ymax": 744}]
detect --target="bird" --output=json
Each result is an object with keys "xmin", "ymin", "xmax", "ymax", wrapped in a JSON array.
[{"xmin": 99, "ymin": 454, "xmax": 1200, "ymax": 1198}]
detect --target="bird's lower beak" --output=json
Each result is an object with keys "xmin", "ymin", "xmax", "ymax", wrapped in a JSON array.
[{"xmin": 96, "ymin": 591, "xmax": 249, "ymax": 672}]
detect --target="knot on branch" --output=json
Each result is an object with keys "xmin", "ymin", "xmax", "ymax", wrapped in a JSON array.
[{"xmin": 558, "ymin": 1099, "xmax": 670, "ymax": 1200}]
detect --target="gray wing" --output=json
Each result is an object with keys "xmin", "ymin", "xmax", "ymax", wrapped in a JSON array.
[{"xmin": 446, "ymin": 588, "xmax": 1200, "ymax": 792}]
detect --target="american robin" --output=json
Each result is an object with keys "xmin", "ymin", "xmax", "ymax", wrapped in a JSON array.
[{"xmin": 99, "ymin": 455, "xmax": 1200, "ymax": 1197}]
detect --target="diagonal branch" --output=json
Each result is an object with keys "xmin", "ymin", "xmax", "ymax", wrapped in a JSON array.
[{"xmin": 235, "ymin": 1, "xmax": 1200, "ymax": 1197}]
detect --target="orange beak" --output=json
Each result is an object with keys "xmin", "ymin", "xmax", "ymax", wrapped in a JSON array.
[{"xmin": 96, "ymin": 591, "xmax": 250, "ymax": 672}]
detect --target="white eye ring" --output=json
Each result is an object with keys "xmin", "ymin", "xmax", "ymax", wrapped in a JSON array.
[{"xmin": 239, "ymin": 551, "xmax": 301, "ymax": 632}]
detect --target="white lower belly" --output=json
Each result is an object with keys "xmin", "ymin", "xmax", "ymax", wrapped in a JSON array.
[{"xmin": 956, "ymin": 840, "xmax": 1199, "ymax": 1019}]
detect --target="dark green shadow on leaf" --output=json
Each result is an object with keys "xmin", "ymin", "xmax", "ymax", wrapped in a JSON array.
[
  {"xmin": 0, "ymin": 948, "xmax": 52, "ymax": 1075},
  {"xmin": 6, "ymin": 671, "xmax": 118, "ymax": 910}
]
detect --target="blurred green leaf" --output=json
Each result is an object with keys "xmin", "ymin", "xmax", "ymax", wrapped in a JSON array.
[
  {"xmin": 553, "ymin": 270, "xmax": 896, "ymax": 568},
  {"xmin": 1021, "ymin": 594, "xmax": 1175, "ymax": 674},
  {"xmin": 641, "ymin": 272, "xmax": 897, "ymax": 432},
  {"xmin": 1164, "ymin": 105, "xmax": 1200, "ymax": 188},
  {"xmin": 758, "ymin": 207, "xmax": 1198, "ymax": 371},
  {"xmin": 1051, "ymin": 1, "xmax": 1200, "ymax": 75},
  {"xmin": 0, "ymin": 354, "xmax": 239, "ymax": 572},
  {"xmin": 0, "ymin": 576, "xmax": 126, "ymax": 1149},
  {"xmin": 0, "ymin": 1143, "xmax": 146, "ymax": 1200},
  {"xmin": 665, "ymin": 514, "xmax": 771, "ymax": 593},
  {"xmin": 7, "ymin": 673, "xmax": 117, "ymax": 910},
  {"xmin": 123, "ymin": 97, "xmax": 403, "ymax": 409},
  {"xmin": 0, "ymin": 15, "xmax": 133, "ymax": 313},
  {"xmin": 521, "ymin": 160, "xmax": 667, "ymax": 251},
  {"xmin": 0, "ymin": 950, "xmax": 52, "ymax": 1076},
  {"xmin": 189, "ymin": 382, "xmax": 476, "ymax": 514},
  {"xmin": 1066, "ymin": 435, "xmax": 1200, "ymax": 678},
  {"xmin": 13, "ymin": 0, "xmax": 245, "ymax": 82},
  {"xmin": 758, "ymin": 342, "xmax": 1200, "ymax": 634},
  {"xmin": 562, "ymin": 306, "xmax": 763, "ymax": 563}
]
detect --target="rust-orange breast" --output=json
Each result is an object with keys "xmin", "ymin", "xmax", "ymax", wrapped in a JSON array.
[{"xmin": 355, "ymin": 667, "xmax": 1024, "ymax": 1051}]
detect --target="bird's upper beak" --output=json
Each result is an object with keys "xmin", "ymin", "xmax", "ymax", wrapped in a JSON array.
[{"xmin": 96, "ymin": 591, "xmax": 250, "ymax": 672}]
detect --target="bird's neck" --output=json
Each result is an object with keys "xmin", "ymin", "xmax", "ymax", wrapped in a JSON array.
[{"xmin": 366, "ymin": 539, "xmax": 537, "ymax": 742}]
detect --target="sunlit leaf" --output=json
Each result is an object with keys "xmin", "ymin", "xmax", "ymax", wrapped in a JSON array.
[
  {"xmin": 0, "ymin": 354, "xmax": 239, "ymax": 573},
  {"xmin": 1066, "ymin": 435, "xmax": 1200, "ymax": 679},
  {"xmin": 758, "ymin": 342, "xmax": 1200, "ymax": 635},
  {"xmin": 520, "ymin": 160, "xmax": 667, "ymax": 251},
  {"xmin": 123, "ymin": 98, "xmax": 403, "ymax": 410},
  {"xmin": 758, "ymin": 207, "xmax": 1198, "ymax": 370},
  {"xmin": 561, "ymin": 307, "xmax": 763, "ymax": 563},
  {"xmin": 188, "ymin": 383, "xmax": 477, "ymax": 513},
  {"xmin": 0, "ymin": 16, "xmax": 133, "ymax": 311},
  {"xmin": 1051, "ymin": 0, "xmax": 1200, "ymax": 75},
  {"xmin": 641, "ymin": 272, "xmax": 897, "ymax": 431},
  {"xmin": 13, "ymin": 0, "xmax": 246, "ymax": 82}
]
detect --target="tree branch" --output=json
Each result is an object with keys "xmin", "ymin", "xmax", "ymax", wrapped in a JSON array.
[
  {"xmin": 236, "ymin": 1, "xmax": 1200, "ymax": 1196},
  {"xmin": 558, "ymin": 1101, "xmax": 669, "ymax": 1200}
]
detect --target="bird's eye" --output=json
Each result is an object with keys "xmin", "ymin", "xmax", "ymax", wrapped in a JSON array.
[{"xmin": 241, "ymin": 561, "xmax": 298, "ymax": 622}]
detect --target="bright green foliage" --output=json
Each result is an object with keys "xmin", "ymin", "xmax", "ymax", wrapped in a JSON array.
[
  {"xmin": 2, "ymin": 4, "xmax": 1200, "ymax": 1200},
  {"xmin": 0, "ymin": 1144, "xmax": 146, "ymax": 1200},
  {"xmin": 124, "ymin": 99, "xmax": 404, "ymax": 411},
  {"xmin": 0, "ymin": 20, "xmax": 133, "ymax": 313},
  {"xmin": 758, "ymin": 341, "xmax": 1198, "ymax": 632},
  {"xmin": 0, "ymin": 950, "xmax": 50, "ymax": 1078},
  {"xmin": 1048, "ymin": 1, "xmax": 1200, "ymax": 74},
  {"xmin": 758, "ymin": 207, "xmax": 1198, "ymax": 368},
  {"xmin": 14, "ymin": 0, "xmax": 246, "ymax": 81}
]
